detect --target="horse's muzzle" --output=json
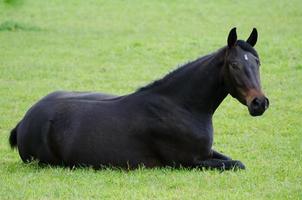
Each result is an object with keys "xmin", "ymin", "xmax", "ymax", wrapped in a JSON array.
[{"xmin": 248, "ymin": 96, "xmax": 269, "ymax": 116}]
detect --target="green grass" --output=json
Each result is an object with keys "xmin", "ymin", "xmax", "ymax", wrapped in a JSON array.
[{"xmin": 0, "ymin": 0, "xmax": 301, "ymax": 199}]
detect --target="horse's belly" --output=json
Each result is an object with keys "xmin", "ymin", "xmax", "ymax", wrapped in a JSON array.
[
  {"xmin": 47, "ymin": 102, "xmax": 152, "ymax": 167},
  {"xmin": 62, "ymin": 141, "xmax": 160, "ymax": 168}
]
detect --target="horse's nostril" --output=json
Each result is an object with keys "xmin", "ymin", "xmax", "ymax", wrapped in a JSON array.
[
  {"xmin": 251, "ymin": 97, "xmax": 269, "ymax": 111},
  {"xmin": 251, "ymin": 98, "xmax": 260, "ymax": 107}
]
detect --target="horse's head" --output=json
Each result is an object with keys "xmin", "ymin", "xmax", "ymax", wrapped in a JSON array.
[{"xmin": 224, "ymin": 28, "xmax": 269, "ymax": 116}]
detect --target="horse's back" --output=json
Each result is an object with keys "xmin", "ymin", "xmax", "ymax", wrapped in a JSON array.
[{"xmin": 41, "ymin": 90, "xmax": 118, "ymax": 101}]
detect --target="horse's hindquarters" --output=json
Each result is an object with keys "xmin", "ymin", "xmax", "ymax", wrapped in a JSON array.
[{"xmin": 16, "ymin": 105, "xmax": 61, "ymax": 165}]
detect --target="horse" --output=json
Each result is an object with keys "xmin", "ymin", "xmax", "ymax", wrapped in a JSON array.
[{"xmin": 9, "ymin": 28, "xmax": 269, "ymax": 170}]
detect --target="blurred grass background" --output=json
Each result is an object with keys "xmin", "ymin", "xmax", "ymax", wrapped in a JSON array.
[{"xmin": 0, "ymin": 0, "xmax": 301, "ymax": 199}]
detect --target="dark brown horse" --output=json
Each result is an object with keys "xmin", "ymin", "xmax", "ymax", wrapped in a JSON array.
[{"xmin": 9, "ymin": 28, "xmax": 269, "ymax": 170}]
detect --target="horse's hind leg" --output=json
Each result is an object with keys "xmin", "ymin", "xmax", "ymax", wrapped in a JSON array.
[
  {"xmin": 196, "ymin": 159, "xmax": 245, "ymax": 170},
  {"xmin": 212, "ymin": 149, "xmax": 232, "ymax": 160},
  {"xmin": 38, "ymin": 120, "xmax": 62, "ymax": 166},
  {"xmin": 26, "ymin": 120, "xmax": 61, "ymax": 166}
]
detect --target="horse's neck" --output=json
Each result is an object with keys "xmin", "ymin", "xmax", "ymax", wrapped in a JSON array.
[{"xmin": 152, "ymin": 48, "xmax": 228, "ymax": 114}]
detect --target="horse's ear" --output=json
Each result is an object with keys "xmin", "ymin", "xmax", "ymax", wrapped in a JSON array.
[
  {"xmin": 227, "ymin": 27, "xmax": 237, "ymax": 48},
  {"xmin": 246, "ymin": 28, "xmax": 258, "ymax": 47}
]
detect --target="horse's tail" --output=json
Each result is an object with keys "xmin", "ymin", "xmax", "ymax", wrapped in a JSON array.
[{"xmin": 9, "ymin": 122, "xmax": 20, "ymax": 149}]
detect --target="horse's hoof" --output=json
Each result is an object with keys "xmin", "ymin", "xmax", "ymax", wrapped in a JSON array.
[{"xmin": 233, "ymin": 160, "xmax": 246, "ymax": 170}]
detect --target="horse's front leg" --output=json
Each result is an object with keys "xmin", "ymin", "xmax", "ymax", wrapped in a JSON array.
[
  {"xmin": 195, "ymin": 149, "xmax": 245, "ymax": 170},
  {"xmin": 212, "ymin": 149, "xmax": 232, "ymax": 160},
  {"xmin": 195, "ymin": 159, "xmax": 245, "ymax": 171}
]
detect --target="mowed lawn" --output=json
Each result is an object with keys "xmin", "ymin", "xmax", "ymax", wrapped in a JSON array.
[{"xmin": 0, "ymin": 0, "xmax": 301, "ymax": 199}]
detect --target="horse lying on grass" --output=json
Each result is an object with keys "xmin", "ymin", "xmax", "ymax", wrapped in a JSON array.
[{"xmin": 10, "ymin": 28, "xmax": 269, "ymax": 170}]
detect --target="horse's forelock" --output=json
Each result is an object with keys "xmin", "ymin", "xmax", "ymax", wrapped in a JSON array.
[{"xmin": 237, "ymin": 40, "xmax": 259, "ymax": 58}]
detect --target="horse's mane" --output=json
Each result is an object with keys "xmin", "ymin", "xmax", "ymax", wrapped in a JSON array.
[{"xmin": 137, "ymin": 53, "xmax": 214, "ymax": 92}]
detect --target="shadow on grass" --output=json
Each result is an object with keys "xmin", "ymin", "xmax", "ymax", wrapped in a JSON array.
[{"xmin": 11, "ymin": 161, "xmax": 244, "ymax": 174}]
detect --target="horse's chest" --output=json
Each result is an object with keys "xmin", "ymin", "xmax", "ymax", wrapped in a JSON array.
[{"xmin": 152, "ymin": 112, "xmax": 213, "ymax": 147}]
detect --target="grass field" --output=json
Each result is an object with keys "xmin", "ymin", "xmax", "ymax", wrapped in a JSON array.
[{"xmin": 0, "ymin": 0, "xmax": 302, "ymax": 199}]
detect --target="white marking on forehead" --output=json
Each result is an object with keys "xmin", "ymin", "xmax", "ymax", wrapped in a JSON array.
[{"xmin": 244, "ymin": 54, "xmax": 248, "ymax": 60}]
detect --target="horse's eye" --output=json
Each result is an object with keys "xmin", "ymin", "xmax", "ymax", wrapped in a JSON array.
[{"xmin": 230, "ymin": 62, "xmax": 239, "ymax": 70}]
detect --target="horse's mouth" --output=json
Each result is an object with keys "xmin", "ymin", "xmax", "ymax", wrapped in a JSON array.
[{"xmin": 248, "ymin": 107, "xmax": 266, "ymax": 116}]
